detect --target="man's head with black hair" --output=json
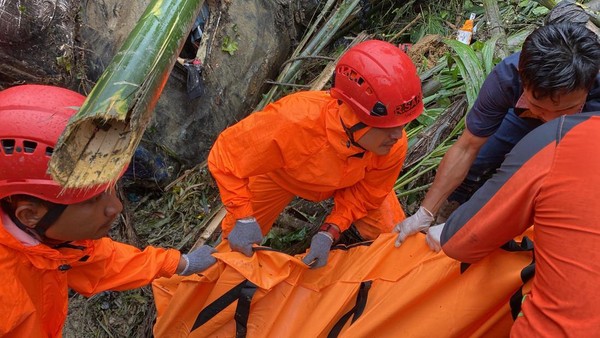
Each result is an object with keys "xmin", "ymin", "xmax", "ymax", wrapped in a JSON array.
[{"xmin": 519, "ymin": 23, "xmax": 600, "ymax": 102}]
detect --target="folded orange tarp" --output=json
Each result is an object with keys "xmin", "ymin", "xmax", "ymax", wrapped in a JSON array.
[{"xmin": 152, "ymin": 233, "xmax": 533, "ymax": 337}]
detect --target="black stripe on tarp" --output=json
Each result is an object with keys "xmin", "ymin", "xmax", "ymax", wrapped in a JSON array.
[
  {"xmin": 328, "ymin": 280, "xmax": 373, "ymax": 338},
  {"xmin": 191, "ymin": 279, "xmax": 258, "ymax": 337},
  {"xmin": 509, "ymin": 285, "xmax": 524, "ymax": 320},
  {"xmin": 501, "ymin": 236, "xmax": 534, "ymax": 252},
  {"xmin": 235, "ymin": 281, "xmax": 258, "ymax": 338},
  {"xmin": 509, "ymin": 258, "xmax": 536, "ymax": 320},
  {"xmin": 460, "ymin": 262, "xmax": 471, "ymax": 274}
]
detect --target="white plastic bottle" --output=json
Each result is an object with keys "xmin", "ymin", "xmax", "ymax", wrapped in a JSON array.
[{"xmin": 456, "ymin": 13, "xmax": 476, "ymax": 45}]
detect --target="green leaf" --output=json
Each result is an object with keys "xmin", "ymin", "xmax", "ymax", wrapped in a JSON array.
[
  {"xmin": 262, "ymin": 227, "xmax": 310, "ymax": 250},
  {"xmin": 56, "ymin": 56, "xmax": 72, "ymax": 73},
  {"xmin": 471, "ymin": 40, "xmax": 485, "ymax": 52},
  {"xmin": 443, "ymin": 38, "xmax": 485, "ymax": 109},
  {"xmin": 532, "ymin": 7, "xmax": 549, "ymax": 16},
  {"xmin": 416, "ymin": 109, "xmax": 436, "ymax": 126},
  {"xmin": 507, "ymin": 28, "xmax": 535, "ymax": 51},
  {"xmin": 482, "ymin": 35, "xmax": 500, "ymax": 76},
  {"xmin": 221, "ymin": 36, "xmax": 239, "ymax": 56}
]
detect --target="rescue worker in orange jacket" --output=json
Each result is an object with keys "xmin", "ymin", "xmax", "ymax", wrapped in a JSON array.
[
  {"xmin": 426, "ymin": 112, "xmax": 600, "ymax": 336},
  {"xmin": 208, "ymin": 40, "xmax": 424, "ymax": 268},
  {"xmin": 0, "ymin": 84, "xmax": 218, "ymax": 337}
]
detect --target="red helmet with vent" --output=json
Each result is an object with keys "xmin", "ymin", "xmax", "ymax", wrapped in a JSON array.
[
  {"xmin": 0, "ymin": 84, "xmax": 114, "ymax": 204},
  {"xmin": 330, "ymin": 40, "xmax": 423, "ymax": 128}
]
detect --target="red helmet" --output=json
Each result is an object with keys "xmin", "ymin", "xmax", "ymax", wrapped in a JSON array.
[
  {"xmin": 0, "ymin": 84, "xmax": 113, "ymax": 204},
  {"xmin": 330, "ymin": 40, "xmax": 423, "ymax": 128}
]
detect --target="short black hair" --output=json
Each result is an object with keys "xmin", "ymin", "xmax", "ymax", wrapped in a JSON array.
[{"xmin": 519, "ymin": 23, "xmax": 600, "ymax": 100}]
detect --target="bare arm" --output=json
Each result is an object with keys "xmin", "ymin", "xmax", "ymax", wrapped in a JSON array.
[{"xmin": 421, "ymin": 128, "xmax": 488, "ymax": 214}]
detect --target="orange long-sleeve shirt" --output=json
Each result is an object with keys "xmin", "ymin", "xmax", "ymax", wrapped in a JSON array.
[
  {"xmin": 442, "ymin": 113, "xmax": 600, "ymax": 337},
  {"xmin": 0, "ymin": 214, "xmax": 180, "ymax": 337},
  {"xmin": 208, "ymin": 91, "xmax": 407, "ymax": 233}
]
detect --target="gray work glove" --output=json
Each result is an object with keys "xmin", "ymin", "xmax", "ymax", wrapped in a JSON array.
[
  {"xmin": 228, "ymin": 217, "xmax": 263, "ymax": 256},
  {"xmin": 180, "ymin": 245, "xmax": 217, "ymax": 276},
  {"xmin": 393, "ymin": 206, "xmax": 434, "ymax": 248},
  {"xmin": 302, "ymin": 232, "xmax": 334, "ymax": 269},
  {"xmin": 426, "ymin": 223, "xmax": 445, "ymax": 253}
]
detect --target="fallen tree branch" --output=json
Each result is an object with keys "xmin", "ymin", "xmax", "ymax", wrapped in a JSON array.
[
  {"xmin": 49, "ymin": 0, "xmax": 205, "ymax": 189},
  {"xmin": 264, "ymin": 81, "xmax": 312, "ymax": 88},
  {"xmin": 257, "ymin": 0, "xmax": 363, "ymax": 109},
  {"xmin": 280, "ymin": 55, "xmax": 336, "ymax": 70},
  {"xmin": 389, "ymin": 13, "xmax": 422, "ymax": 42}
]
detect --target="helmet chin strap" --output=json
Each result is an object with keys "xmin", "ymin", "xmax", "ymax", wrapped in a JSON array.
[
  {"xmin": 339, "ymin": 115, "xmax": 368, "ymax": 159},
  {"xmin": 33, "ymin": 204, "xmax": 68, "ymax": 240},
  {"xmin": 1, "ymin": 199, "xmax": 67, "ymax": 244}
]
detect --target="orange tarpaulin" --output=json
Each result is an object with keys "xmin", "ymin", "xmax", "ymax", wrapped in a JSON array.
[{"xmin": 152, "ymin": 233, "xmax": 533, "ymax": 337}]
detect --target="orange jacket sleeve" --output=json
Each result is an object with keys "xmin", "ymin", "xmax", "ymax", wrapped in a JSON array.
[
  {"xmin": 67, "ymin": 238, "xmax": 181, "ymax": 296},
  {"xmin": 325, "ymin": 132, "xmax": 407, "ymax": 231},
  {"xmin": 441, "ymin": 131, "xmax": 554, "ymax": 263}
]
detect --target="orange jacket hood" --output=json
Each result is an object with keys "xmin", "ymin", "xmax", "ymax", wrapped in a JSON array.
[{"xmin": 0, "ymin": 218, "xmax": 93, "ymax": 270}]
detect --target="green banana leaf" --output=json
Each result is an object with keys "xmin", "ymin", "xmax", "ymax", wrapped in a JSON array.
[{"xmin": 443, "ymin": 38, "xmax": 485, "ymax": 109}]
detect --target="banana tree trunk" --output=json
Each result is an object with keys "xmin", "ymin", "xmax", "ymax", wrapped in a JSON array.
[
  {"xmin": 49, "ymin": 0, "xmax": 204, "ymax": 189},
  {"xmin": 483, "ymin": 0, "xmax": 508, "ymax": 59}
]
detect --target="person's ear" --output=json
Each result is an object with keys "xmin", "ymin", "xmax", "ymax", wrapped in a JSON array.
[{"xmin": 14, "ymin": 201, "xmax": 47, "ymax": 229}]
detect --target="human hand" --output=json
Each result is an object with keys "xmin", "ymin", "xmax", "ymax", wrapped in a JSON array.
[
  {"xmin": 393, "ymin": 206, "xmax": 434, "ymax": 247},
  {"xmin": 180, "ymin": 245, "xmax": 217, "ymax": 275},
  {"xmin": 302, "ymin": 232, "xmax": 334, "ymax": 269},
  {"xmin": 228, "ymin": 217, "xmax": 263, "ymax": 256}
]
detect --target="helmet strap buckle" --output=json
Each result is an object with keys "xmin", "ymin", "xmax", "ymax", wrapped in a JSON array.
[{"xmin": 340, "ymin": 118, "xmax": 367, "ymax": 153}]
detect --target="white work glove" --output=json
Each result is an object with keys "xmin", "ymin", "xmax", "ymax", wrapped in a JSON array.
[
  {"xmin": 393, "ymin": 206, "xmax": 434, "ymax": 248},
  {"xmin": 426, "ymin": 223, "xmax": 445, "ymax": 253}
]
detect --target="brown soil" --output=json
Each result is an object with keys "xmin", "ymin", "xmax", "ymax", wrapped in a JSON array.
[{"xmin": 407, "ymin": 34, "xmax": 448, "ymax": 70}]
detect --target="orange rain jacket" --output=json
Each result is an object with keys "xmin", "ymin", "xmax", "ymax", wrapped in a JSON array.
[
  {"xmin": 0, "ymin": 213, "xmax": 181, "ymax": 337},
  {"xmin": 442, "ymin": 113, "xmax": 600, "ymax": 336},
  {"xmin": 208, "ymin": 91, "xmax": 407, "ymax": 234}
]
